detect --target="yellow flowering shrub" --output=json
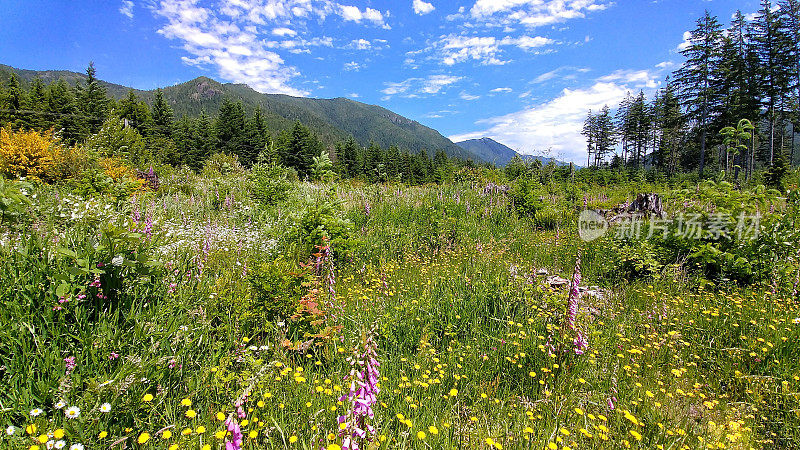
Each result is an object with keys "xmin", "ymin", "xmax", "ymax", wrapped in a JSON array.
[{"xmin": 0, "ymin": 127, "xmax": 58, "ymax": 181}]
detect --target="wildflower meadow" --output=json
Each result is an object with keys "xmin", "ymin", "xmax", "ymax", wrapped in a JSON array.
[{"xmin": 1, "ymin": 135, "xmax": 800, "ymax": 450}]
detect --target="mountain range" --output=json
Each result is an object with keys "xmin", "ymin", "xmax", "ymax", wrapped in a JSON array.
[
  {"xmin": 454, "ymin": 137, "xmax": 572, "ymax": 167},
  {"xmin": 1, "ymin": 64, "xmax": 571, "ymax": 166}
]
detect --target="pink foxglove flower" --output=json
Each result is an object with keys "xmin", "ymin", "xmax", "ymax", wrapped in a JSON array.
[{"xmin": 224, "ymin": 418, "xmax": 243, "ymax": 450}]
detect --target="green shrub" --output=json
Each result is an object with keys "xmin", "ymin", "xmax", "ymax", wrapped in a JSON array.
[
  {"xmin": 508, "ymin": 176, "xmax": 544, "ymax": 218},
  {"xmin": 249, "ymin": 162, "xmax": 295, "ymax": 205},
  {"xmin": 290, "ymin": 194, "xmax": 359, "ymax": 260}
]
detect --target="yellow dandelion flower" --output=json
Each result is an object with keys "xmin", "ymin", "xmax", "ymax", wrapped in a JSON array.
[
  {"xmin": 216, "ymin": 412, "xmax": 226, "ymax": 421},
  {"xmin": 289, "ymin": 435, "xmax": 298, "ymax": 444},
  {"xmin": 53, "ymin": 429, "xmax": 65, "ymax": 439},
  {"xmin": 429, "ymin": 426, "xmax": 439, "ymax": 435},
  {"xmin": 417, "ymin": 431, "xmax": 426, "ymax": 440},
  {"xmin": 180, "ymin": 398, "xmax": 192, "ymax": 407},
  {"xmin": 137, "ymin": 432, "xmax": 150, "ymax": 444},
  {"xmin": 327, "ymin": 445, "xmax": 341, "ymax": 450},
  {"xmin": 98, "ymin": 431, "xmax": 108, "ymax": 439},
  {"xmin": 185, "ymin": 409, "xmax": 197, "ymax": 419},
  {"xmin": 142, "ymin": 394, "xmax": 154, "ymax": 402},
  {"xmin": 169, "ymin": 445, "xmax": 178, "ymax": 450},
  {"xmin": 162, "ymin": 430, "xmax": 172, "ymax": 439},
  {"xmin": 38, "ymin": 435, "xmax": 48, "ymax": 444},
  {"xmin": 215, "ymin": 430, "xmax": 226, "ymax": 439}
]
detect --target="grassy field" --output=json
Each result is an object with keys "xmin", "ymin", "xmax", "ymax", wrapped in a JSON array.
[{"xmin": 1, "ymin": 166, "xmax": 799, "ymax": 450}]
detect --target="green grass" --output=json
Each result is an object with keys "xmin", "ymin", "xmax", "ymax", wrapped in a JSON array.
[{"xmin": 1, "ymin": 170, "xmax": 799, "ymax": 450}]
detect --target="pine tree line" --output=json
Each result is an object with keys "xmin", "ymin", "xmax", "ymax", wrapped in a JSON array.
[
  {"xmin": 583, "ymin": 1, "xmax": 800, "ymax": 178},
  {"xmin": 0, "ymin": 63, "xmax": 468, "ymax": 184}
]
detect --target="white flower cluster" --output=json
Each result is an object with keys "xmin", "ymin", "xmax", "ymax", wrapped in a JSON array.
[{"xmin": 156, "ymin": 219, "xmax": 277, "ymax": 258}]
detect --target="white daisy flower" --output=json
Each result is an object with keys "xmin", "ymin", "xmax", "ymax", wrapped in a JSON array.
[
  {"xmin": 5, "ymin": 426, "xmax": 15, "ymax": 436},
  {"xmin": 64, "ymin": 406, "xmax": 80, "ymax": 419},
  {"xmin": 54, "ymin": 440, "xmax": 66, "ymax": 449},
  {"xmin": 794, "ymin": 317, "xmax": 800, "ymax": 324},
  {"xmin": 100, "ymin": 403, "xmax": 111, "ymax": 413},
  {"xmin": 69, "ymin": 445, "xmax": 85, "ymax": 450},
  {"xmin": 30, "ymin": 408, "xmax": 43, "ymax": 417},
  {"xmin": 46, "ymin": 441, "xmax": 55, "ymax": 449},
  {"xmin": 55, "ymin": 400, "xmax": 66, "ymax": 409}
]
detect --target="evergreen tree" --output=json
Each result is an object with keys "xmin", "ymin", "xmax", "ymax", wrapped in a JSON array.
[
  {"xmin": 652, "ymin": 79, "xmax": 685, "ymax": 175},
  {"xmin": 118, "ymin": 89, "xmax": 152, "ymax": 136},
  {"xmin": 244, "ymin": 107, "xmax": 269, "ymax": 167},
  {"xmin": 173, "ymin": 115, "xmax": 196, "ymax": 167},
  {"xmin": 752, "ymin": 0, "xmax": 793, "ymax": 164},
  {"xmin": 214, "ymin": 98, "xmax": 247, "ymax": 162},
  {"xmin": 192, "ymin": 111, "xmax": 214, "ymax": 171},
  {"xmin": 47, "ymin": 79, "xmax": 84, "ymax": 143},
  {"xmin": 582, "ymin": 110, "xmax": 597, "ymax": 167},
  {"xmin": 593, "ymin": 106, "xmax": 617, "ymax": 166},
  {"xmin": 0, "ymin": 73, "xmax": 29, "ymax": 129},
  {"xmin": 278, "ymin": 121, "xmax": 322, "ymax": 177},
  {"xmin": 28, "ymin": 78, "xmax": 49, "ymax": 130},
  {"xmin": 674, "ymin": 11, "xmax": 724, "ymax": 176},
  {"xmin": 78, "ymin": 62, "xmax": 109, "ymax": 135},
  {"xmin": 779, "ymin": 0, "xmax": 800, "ymax": 164},
  {"xmin": 151, "ymin": 88, "xmax": 174, "ymax": 139},
  {"xmin": 335, "ymin": 137, "xmax": 360, "ymax": 177}
]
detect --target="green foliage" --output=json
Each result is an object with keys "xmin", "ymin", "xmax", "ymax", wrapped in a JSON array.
[
  {"xmin": 55, "ymin": 223, "xmax": 162, "ymax": 318},
  {"xmin": 247, "ymin": 258, "xmax": 311, "ymax": 332},
  {"xmin": 84, "ymin": 117, "xmax": 146, "ymax": 162},
  {"xmin": 248, "ymin": 161, "xmax": 295, "ymax": 205},
  {"xmin": 0, "ymin": 177, "xmax": 32, "ymax": 225},
  {"xmin": 290, "ymin": 193, "xmax": 358, "ymax": 260},
  {"xmin": 311, "ymin": 150, "xmax": 335, "ymax": 182},
  {"xmin": 508, "ymin": 176, "xmax": 544, "ymax": 218},
  {"xmin": 202, "ymin": 152, "xmax": 244, "ymax": 177}
]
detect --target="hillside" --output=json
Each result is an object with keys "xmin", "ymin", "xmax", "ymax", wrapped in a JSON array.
[
  {"xmin": 455, "ymin": 137, "xmax": 571, "ymax": 167},
  {"xmin": 0, "ymin": 64, "xmax": 475, "ymax": 160}
]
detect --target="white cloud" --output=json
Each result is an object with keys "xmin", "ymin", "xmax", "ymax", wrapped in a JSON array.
[
  {"xmin": 450, "ymin": 68, "xmax": 660, "ymax": 164},
  {"xmin": 434, "ymin": 33, "xmax": 554, "ymax": 66},
  {"xmin": 351, "ymin": 38, "xmax": 371, "ymax": 50},
  {"xmin": 272, "ymin": 27, "xmax": 297, "ymax": 37},
  {"xmin": 469, "ymin": 0, "xmax": 611, "ymax": 28},
  {"xmin": 119, "ymin": 0, "xmax": 134, "ymax": 19},
  {"xmin": 381, "ymin": 74, "xmax": 462, "ymax": 99},
  {"xmin": 490, "ymin": 87, "xmax": 512, "ymax": 93},
  {"xmin": 153, "ymin": 0, "xmax": 390, "ymax": 96},
  {"xmin": 460, "ymin": 91, "xmax": 481, "ymax": 100},
  {"xmin": 339, "ymin": 5, "xmax": 387, "ymax": 27},
  {"xmin": 348, "ymin": 92, "xmax": 360, "ymax": 98},
  {"xmin": 413, "ymin": 0, "xmax": 435, "ymax": 15},
  {"xmin": 598, "ymin": 69, "xmax": 660, "ymax": 89},
  {"xmin": 676, "ymin": 30, "xmax": 692, "ymax": 52},
  {"xmin": 343, "ymin": 61, "xmax": 363, "ymax": 71}
]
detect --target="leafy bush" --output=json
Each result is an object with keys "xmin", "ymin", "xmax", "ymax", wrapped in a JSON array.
[
  {"xmin": 249, "ymin": 162, "xmax": 295, "ymax": 205},
  {"xmin": 202, "ymin": 152, "xmax": 244, "ymax": 176},
  {"xmin": 290, "ymin": 194, "xmax": 358, "ymax": 260},
  {"xmin": 508, "ymin": 176, "xmax": 544, "ymax": 217},
  {"xmin": 84, "ymin": 117, "xmax": 146, "ymax": 162},
  {"xmin": 0, "ymin": 127, "xmax": 57, "ymax": 181},
  {"xmin": 0, "ymin": 177, "xmax": 32, "ymax": 225}
]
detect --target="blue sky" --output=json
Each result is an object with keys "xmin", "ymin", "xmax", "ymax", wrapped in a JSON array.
[{"xmin": 1, "ymin": 0, "xmax": 757, "ymax": 163}]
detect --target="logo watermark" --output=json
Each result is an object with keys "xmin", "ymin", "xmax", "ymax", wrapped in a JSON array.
[
  {"xmin": 578, "ymin": 210, "xmax": 761, "ymax": 242},
  {"xmin": 578, "ymin": 209, "xmax": 609, "ymax": 242}
]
